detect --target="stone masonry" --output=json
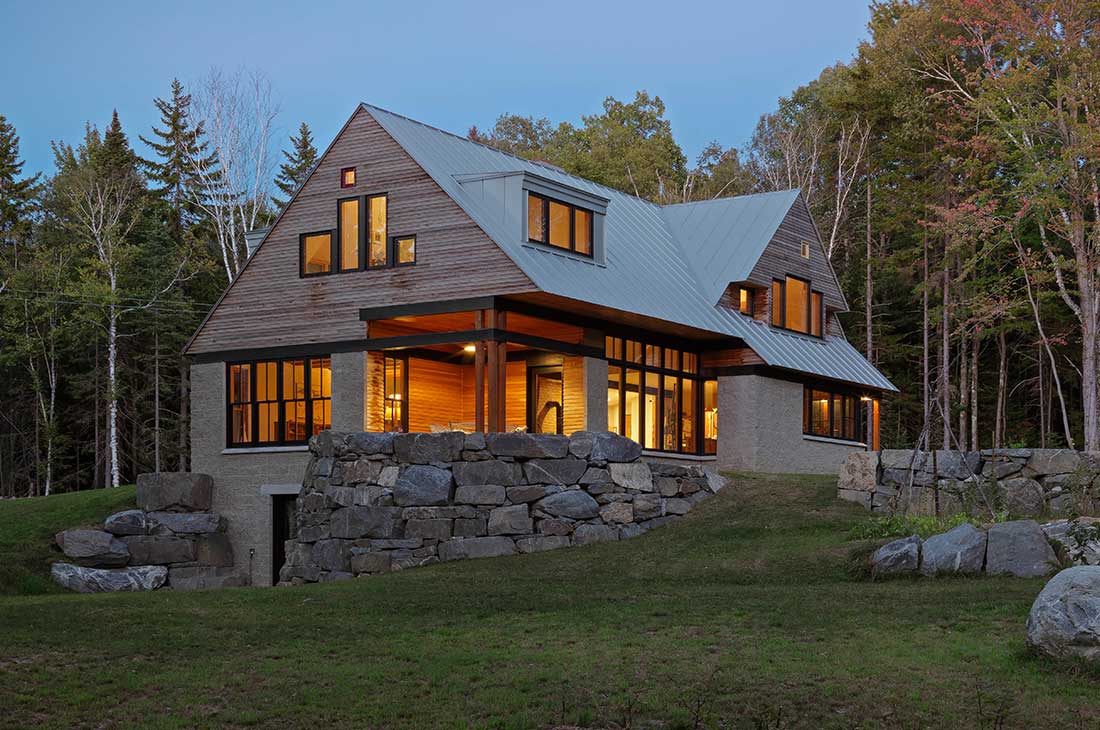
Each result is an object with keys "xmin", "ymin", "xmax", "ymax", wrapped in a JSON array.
[{"xmin": 279, "ymin": 430, "xmax": 726, "ymax": 584}]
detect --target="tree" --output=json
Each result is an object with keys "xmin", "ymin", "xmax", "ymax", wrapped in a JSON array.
[
  {"xmin": 273, "ymin": 122, "xmax": 318, "ymax": 208},
  {"xmin": 0, "ymin": 114, "xmax": 41, "ymax": 282}
]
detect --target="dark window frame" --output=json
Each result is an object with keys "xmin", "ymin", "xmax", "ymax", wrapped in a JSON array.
[
  {"xmin": 526, "ymin": 191, "xmax": 595, "ymax": 258},
  {"xmin": 382, "ymin": 353, "xmax": 409, "ymax": 432},
  {"xmin": 802, "ymin": 384, "xmax": 868, "ymax": 443},
  {"xmin": 738, "ymin": 286, "xmax": 754, "ymax": 316},
  {"xmin": 340, "ymin": 166, "xmax": 356, "ymax": 188},
  {"xmin": 391, "ymin": 234, "xmax": 416, "ymax": 267},
  {"xmin": 224, "ymin": 356, "xmax": 332, "ymax": 448},
  {"xmin": 771, "ymin": 275, "xmax": 824, "ymax": 338},
  {"xmin": 299, "ymin": 230, "xmax": 336, "ymax": 278},
  {"xmin": 336, "ymin": 196, "xmax": 365, "ymax": 272}
]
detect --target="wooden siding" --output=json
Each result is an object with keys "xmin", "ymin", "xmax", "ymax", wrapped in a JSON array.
[
  {"xmin": 186, "ymin": 108, "xmax": 535, "ymax": 355},
  {"xmin": 745, "ymin": 197, "xmax": 846, "ymax": 312},
  {"xmin": 407, "ymin": 359, "xmax": 466, "ymax": 432},
  {"xmin": 701, "ymin": 348, "xmax": 765, "ymax": 369},
  {"xmin": 561, "ymin": 356, "xmax": 587, "ymax": 435}
]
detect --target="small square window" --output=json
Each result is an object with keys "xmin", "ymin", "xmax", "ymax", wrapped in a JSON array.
[
  {"xmin": 394, "ymin": 236, "xmax": 416, "ymax": 266},
  {"xmin": 341, "ymin": 167, "xmax": 356, "ymax": 188},
  {"xmin": 800, "ymin": 241, "xmax": 811, "ymax": 259}
]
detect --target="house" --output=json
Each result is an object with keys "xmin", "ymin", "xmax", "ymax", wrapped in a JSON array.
[{"xmin": 183, "ymin": 103, "xmax": 897, "ymax": 585}]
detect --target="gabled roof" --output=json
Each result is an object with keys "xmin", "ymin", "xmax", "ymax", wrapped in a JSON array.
[{"xmin": 355, "ymin": 104, "xmax": 895, "ymax": 392}]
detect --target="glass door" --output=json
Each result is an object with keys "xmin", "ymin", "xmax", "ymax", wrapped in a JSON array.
[{"xmin": 527, "ymin": 365, "xmax": 564, "ymax": 434}]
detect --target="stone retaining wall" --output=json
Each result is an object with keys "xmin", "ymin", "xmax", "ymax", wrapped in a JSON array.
[
  {"xmin": 51, "ymin": 472, "xmax": 241, "ymax": 593},
  {"xmin": 279, "ymin": 430, "xmax": 725, "ymax": 584},
  {"xmin": 838, "ymin": 449, "xmax": 1100, "ymax": 517}
]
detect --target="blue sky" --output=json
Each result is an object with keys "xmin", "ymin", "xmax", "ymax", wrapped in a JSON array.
[{"xmin": 2, "ymin": 0, "xmax": 870, "ymax": 178}]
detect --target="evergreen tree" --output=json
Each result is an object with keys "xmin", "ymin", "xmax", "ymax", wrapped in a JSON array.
[
  {"xmin": 139, "ymin": 79, "xmax": 211, "ymax": 241},
  {"xmin": 273, "ymin": 122, "xmax": 318, "ymax": 208},
  {"xmin": 0, "ymin": 114, "xmax": 41, "ymax": 250},
  {"xmin": 97, "ymin": 109, "xmax": 139, "ymax": 181}
]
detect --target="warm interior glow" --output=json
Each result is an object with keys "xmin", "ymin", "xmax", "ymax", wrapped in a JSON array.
[
  {"xmin": 302, "ymin": 233, "xmax": 332, "ymax": 274},
  {"xmin": 463, "ymin": 344, "xmax": 476, "ymax": 353},
  {"xmin": 574, "ymin": 208, "xmax": 592, "ymax": 254},
  {"xmin": 785, "ymin": 276, "xmax": 809, "ymax": 333},
  {"xmin": 339, "ymin": 199, "xmax": 359, "ymax": 270},
  {"xmin": 369, "ymin": 196, "xmax": 387, "ymax": 267},
  {"xmin": 341, "ymin": 167, "xmax": 356, "ymax": 187},
  {"xmin": 739, "ymin": 287, "xmax": 751, "ymax": 315},
  {"xmin": 527, "ymin": 193, "xmax": 545, "ymax": 242},
  {"xmin": 548, "ymin": 200, "xmax": 570, "ymax": 249}
]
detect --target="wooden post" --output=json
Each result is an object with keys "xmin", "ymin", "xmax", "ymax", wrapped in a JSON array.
[
  {"xmin": 487, "ymin": 309, "xmax": 500, "ymax": 432},
  {"xmin": 497, "ymin": 311, "xmax": 507, "ymax": 430},
  {"xmin": 474, "ymin": 311, "xmax": 485, "ymax": 433}
]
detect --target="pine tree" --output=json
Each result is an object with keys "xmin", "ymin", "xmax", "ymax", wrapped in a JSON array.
[
  {"xmin": 139, "ymin": 79, "xmax": 212, "ymax": 241},
  {"xmin": 97, "ymin": 110, "xmax": 139, "ymax": 180},
  {"xmin": 0, "ymin": 114, "xmax": 41, "ymax": 246},
  {"xmin": 273, "ymin": 122, "xmax": 318, "ymax": 208}
]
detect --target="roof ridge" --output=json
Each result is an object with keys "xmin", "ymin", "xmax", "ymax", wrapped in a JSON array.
[{"xmin": 660, "ymin": 188, "xmax": 801, "ymax": 209}]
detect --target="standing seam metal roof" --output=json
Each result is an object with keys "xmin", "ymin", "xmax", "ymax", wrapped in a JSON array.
[{"xmin": 362, "ymin": 103, "xmax": 896, "ymax": 392}]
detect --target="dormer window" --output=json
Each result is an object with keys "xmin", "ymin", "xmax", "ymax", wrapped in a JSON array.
[
  {"xmin": 527, "ymin": 192, "xmax": 594, "ymax": 258},
  {"xmin": 771, "ymin": 276, "xmax": 824, "ymax": 337}
]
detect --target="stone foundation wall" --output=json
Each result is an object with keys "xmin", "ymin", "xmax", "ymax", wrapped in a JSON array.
[
  {"xmin": 279, "ymin": 430, "xmax": 725, "ymax": 584},
  {"xmin": 838, "ymin": 449, "xmax": 1100, "ymax": 517}
]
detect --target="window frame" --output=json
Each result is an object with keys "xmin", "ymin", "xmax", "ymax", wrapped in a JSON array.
[
  {"xmin": 336, "ymin": 196, "xmax": 365, "ymax": 272},
  {"xmin": 771, "ymin": 275, "xmax": 825, "ymax": 338},
  {"xmin": 801, "ymin": 384, "xmax": 873, "ymax": 444},
  {"xmin": 391, "ymin": 234, "xmax": 416, "ymax": 267},
  {"xmin": 224, "ymin": 356, "xmax": 332, "ymax": 448},
  {"xmin": 299, "ymin": 230, "xmax": 336, "ymax": 278},
  {"xmin": 340, "ymin": 166, "xmax": 356, "ymax": 188},
  {"xmin": 526, "ymin": 191, "xmax": 595, "ymax": 258},
  {"xmin": 382, "ymin": 353, "xmax": 409, "ymax": 432}
]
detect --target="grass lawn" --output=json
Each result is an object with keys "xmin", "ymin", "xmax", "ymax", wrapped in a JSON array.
[{"xmin": 0, "ymin": 473, "xmax": 1097, "ymax": 729}]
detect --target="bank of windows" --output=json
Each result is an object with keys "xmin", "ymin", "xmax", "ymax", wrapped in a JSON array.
[
  {"xmin": 226, "ymin": 357, "xmax": 332, "ymax": 447},
  {"xmin": 527, "ymin": 192, "xmax": 594, "ymax": 257},
  {"xmin": 604, "ymin": 336, "xmax": 717, "ymax": 455},
  {"xmin": 382, "ymin": 355, "xmax": 408, "ymax": 432},
  {"xmin": 771, "ymin": 276, "xmax": 824, "ymax": 337},
  {"xmin": 300, "ymin": 194, "xmax": 415, "ymax": 276},
  {"xmin": 803, "ymin": 386, "xmax": 879, "ymax": 448}
]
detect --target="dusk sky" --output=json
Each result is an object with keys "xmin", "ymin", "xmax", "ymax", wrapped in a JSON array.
[{"xmin": 3, "ymin": 0, "xmax": 871, "ymax": 178}]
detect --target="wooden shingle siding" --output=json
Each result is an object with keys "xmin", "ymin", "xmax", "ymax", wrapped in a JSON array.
[
  {"xmin": 745, "ymin": 197, "xmax": 846, "ymax": 312},
  {"xmin": 185, "ymin": 108, "xmax": 535, "ymax": 355}
]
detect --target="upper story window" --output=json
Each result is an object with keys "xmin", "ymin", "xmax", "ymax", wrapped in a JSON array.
[
  {"xmin": 771, "ymin": 276, "xmax": 823, "ymax": 337},
  {"xmin": 226, "ymin": 357, "xmax": 332, "ymax": 447},
  {"xmin": 527, "ymin": 192, "xmax": 594, "ymax": 257},
  {"xmin": 301, "ymin": 194, "xmax": 406, "ymax": 276},
  {"xmin": 738, "ymin": 286, "xmax": 753, "ymax": 316},
  {"xmin": 341, "ymin": 167, "xmax": 356, "ymax": 188},
  {"xmin": 301, "ymin": 231, "xmax": 333, "ymax": 276}
]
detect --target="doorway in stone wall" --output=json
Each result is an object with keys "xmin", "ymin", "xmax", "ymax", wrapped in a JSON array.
[{"xmin": 272, "ymin": 494, "xmax": 298, "ymax": 585}]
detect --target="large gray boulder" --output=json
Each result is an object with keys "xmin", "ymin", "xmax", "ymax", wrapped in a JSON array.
[
  {"xmin": 393, "ymin": 431, "xmax": 465, "ymax": 464},
  {"xmin": 535, "ymin": 490, "xmax": 600, "ymax": 519},
  {"xmin": 452, "ymin": 460, "xmax": 522, "ymax": 486},
  {"xmin": 51, "ymin": 562, "xmax": 167, "ymax": 593},
  {"xmin": 569, "ymin": 431, "xmax": 643, "ymax": 462},
  {"xmin": 838, "ymin": 452, "xmax": 879, "ymax": 494},
  {"xmin": 311, "ymin": 538, "xmax": 352, "ymax": 572},
  {"xmin": 871, "ymin": 535, "xmax": 921, "ymax": 577},
  {"xmin": 438, "ymin": 536, "xmax": 517, "ymax": 561},
  {"xmin": 346, "ymin": 431, "xmax": 396, "ymax": 455},
  {"xmin": 55, "ymin": 529, "xmax": 130, "ymax": 567},
  {"xmin": 329, "ymin": 506, "xmax": 399, "ymax": 539},
  {"xmin": 454, "ymin": 484, "xmax": 507, "ymax": 505},
  {"xmin": 1026, "ymin": 449, "xmax": 1081, "ymax": 477},
  {"xmin": 1043, "ymin": 519, "xmax": 1100, "ymax": 566},
  {"xmin": 986, "ymin": 521, "xmax": 1058, "ymax": 578},
  {"xmin": 608, "ymin": 462, "xmax": 653, "ymax": 492},
  {"xmin": 1026, "ymin": 566, "xmax": 1100, "ymax": 662},
  {"xmin": 487, "ymin": 504, "xmax": 531, "ymax": 535},
  {"xmin": 103, "ymin": 509, "xmax": 150, "ymax": 536},
  {"xmin": 920, "ymin": 524, "xmax": 986, "ymax": 576},
  {"xmin": 485, "ymin": 432, "xmax": 569, "ymax": 459},
  {"xmin": 122, "ymin": 535, "xmax": 196, "ymax": 565},
  {"xmin": 1001, "ymin": 477, "xmax": 1045, "ymax": 516},
  {"xmin": 393, "ymin": 465, "xmax": 453, "ymax": 506},
  {"xmin": 573, "ymin": 523, "xmax": 619, "ymax": 545},
  {"xmin": 135, "ymin": 472, "xmax": 213, "ymax": 512},
  {"xmin": 148, "ymin": 511, "xmax": 223, "ymax": 534},
  {"xmin": 523, "ymin": 458, "xmax": 588, "ymax": 486}
]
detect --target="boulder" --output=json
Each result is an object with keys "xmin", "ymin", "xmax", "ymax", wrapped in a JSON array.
[
  {"xmin": 523, "ymin": 458, "xmax": 588, "ymax": 486},
  {"xmin": 579, "ymin": 467, "xmax": 611, "ymax": 486},
  {"xmin": 920, "ymin": 524, "xmax": 987, "ymax": 576},
  {"xmin": 393, "ymin": 465, "xmax": 453, "ymax": 506},
  {"xmin": 393, "ymin": 431, "xmax": 465, "ymax": 464},
  {"xmin": 353, "ymin": 485, "xmax": 388, "ymax": 506},
  {"xmin": 1026, "ymin": 566, "xmax": 1100, "ymax": 662},
  {"xmin": 452, "ymin": 460, "xmax": 523, "ymax": 487},
  {"xmin": 455, "ymin": 484, "xmax": 507, "ymax": 505},
  {"xmin": 516, "ymin": 535, "xmax": 571, "ymax": 553},
  {"xmin": 346, "ymin": 431, "xmax": 396, "ymax": 455},
  {"xmin": 330, "ymin": 506, "xmax": 400, "ymax": 539},
  {"xmin": 55, "ymin": 529, "xmax": 130, "ymax": 567},
  {"xmin": 122, "ymin": 535, "xmax": 196, "ymax": 565},
  {"xmin": 342, "ymin": 459, "xmax": 383, "ymax": 486},
  {"xmin": 1001, "ymin": 477, "xmax": 1045, "ymax": 516},
  {"xmin": 148, "ymin": 511, "xmax": 223, "ymax": 534},
  {"xmin": 1027, "ymin": 449, "xmax": 1081, "ymax": 477},
  {"xmin": 871, "ymin": 535, "xmax": 921, "ymax": 577},
  {"xmin": 405, "ymin": 518, "xmax": 452, "ymax": 540},
  {"xmin": 487, "ymin": 505, "xmax": 532, "ymax": 535},
  {"xmin": 986, "ymin": 521, "xmax": 1058, "ymax": 578},
  {"xmin": 401, "ymin": 505, "xmax": 478, "ymax": 520},
  {"xmin": 664, "ymin": 498, "xmax": 692, "ymax": 516},
  {"xmin": 103, "ymin": 509, "xmax": 150, "ymax": 536},
  {"xmin": 535, "ymin": 490, "xmax": 600, "ymax": 519},
  {"xmin": 505, "ymin": 485, "xmax": 546, "ymax": 504},
  {"xmin": 135, "ymin": 472, "xmax": 213, "ymax": 512},
  {"xmin": 982, "ymin": 459, "xmax": 1023, "ymax": 480},
  {"xmin": 311, "ymin": 538, "xmax": 353, "ymax": 572},
  {"xmin": 703, "ymin": 469, "xmax": 727, "ymax": 493},
  {"xmin": 569, "ymin": 431, "xmax": 642, "ymax": 463},
  {"xmin": 537, "ymin": 518, "xmax": 575, "ymax": 536},
  {"xmin": 1043, "ymin": 519, "xmax": 1100, "ymax": 566},
  {"xmin": 599, "ymin": 502, "xmax": 634, "ymax": 524},
  {"xmin": 609, "ymin": 462, "xmax": 653, "ymax": 492},
  {"xmin": 485, "ymin": 432, "xmax": 569, "ymax": 459},
  {"xmin": 51, "ymin": 563, "xmax": 167, "ymax": 593},
  {"xmin": 464, "ymin": 432, "xmax": 487, "ymax": 451},
  {"xmin": 350, "ymin": 551, "xmax": 393, "ymax": 575},
  {"xmin": 453, "ymin": 517, "xmax": 487, "ymax": 537},
  {"xmin": 838, "ymin": 452, "xmax": 879, "ymax": 494},
  {"xmin": 195, "ymin": 533, "xmax": 234, "ymax": 567},
  {"xmin": 438, "ymin": 536, "xmax": 517, "ymax": 561},
  {"xmin": 632, "ymin": 493, "xmax": 663, "ymax": 521},
  {"xmin": 572, "ymin": 523, "xmax": 619, "ymax": 545},
  {"xmin": 168, "ymin": 566, "xmax": 244, "ymax": 590}
]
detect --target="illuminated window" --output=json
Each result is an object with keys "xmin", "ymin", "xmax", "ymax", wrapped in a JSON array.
[
  {"xmin": 607, "ymin": 366, "xmax": 622, "ymax": 436},
  {"xmin": 526, "ymin": 192, "xmax": 595, "ymax": 257},
  {"xmin": 800, "ymin": 241, "xmax": 811, "ymax": 259},
  {"xmin": 803, "ymin": 386, "xmax": 872, "ymax": 443},
  {"xmin": 771, "ymin": 280, "xmax": 782, "ymax": 326},
  {"xmin": 341, "ymin": 167, "xmax": 356, "ymax": 188},
  {"xmin": 225, "ymin": 357, "xmax": 331, "ymax": 447},
  {"xmin": 393, "ymin": 235, "xmax": 415, "ymax": 266},
  {"xmin": 301, "ymin": 231, "xmax": 333, "ymax": 275},
  {"xmin": 703, "ymin": 380, "xmax": 718, "ymax": 454},
  {"xmin": 339, "ymin": 198, "xmax": 360, "ymax": 271},
  {"xmin": 369, "ymin": 195, "xmax": 387, "ymax": 268},
  {"xmin": 739, "ymin": 287, "xmax": 753, "ymax": 315},
  {"xmin": 772, "ymin": 276, "xmax": 822, "ymax": 336},
  {"xmin": 811, "ymin": 292, "xmax": 823, "ymax": 337},
  {"xmin": 383, "ymin": 355, "xmax": 406, "ymax": 432}
]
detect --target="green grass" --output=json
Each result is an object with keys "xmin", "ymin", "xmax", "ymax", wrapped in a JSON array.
[
  {"xmin": 0, "ymin": 474, "xmax": 1097, "ymax": 729},
  {"xmin": 0, "ymin": 486, "xmax": 136, "ymax": 596}
]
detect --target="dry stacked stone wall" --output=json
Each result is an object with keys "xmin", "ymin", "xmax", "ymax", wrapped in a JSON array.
[
  {"xmin": 279, "ymin": 430, "xmax": 725, "ymax": 584},
  {"xmin": 838, "ymin": 449, "xmax": 1100, "ymax": 517}
]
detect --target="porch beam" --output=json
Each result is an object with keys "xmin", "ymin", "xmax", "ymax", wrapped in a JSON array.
[{"xmin": 358, "ymin": 296, "xmax": 497, "ymax": 321}]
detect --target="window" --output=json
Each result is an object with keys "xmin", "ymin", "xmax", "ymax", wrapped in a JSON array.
[
  {"xmin": 772, "ymin": 276, "xmax": 823, "ymax": 337},
  {"xmin": 800, "ymin": 241, "xmax": 811, "ymax": 259},
  {"xmin": 739, "ymin": 287, "xmax": 753, "ymax": 316},
  {"xmin": 341, "ymin": 167, "xmax": 356, "ymax": 188},
  {"xmin": 301, "ymin": 232, "xmax": 333, "ymax": 276},
  {"xmin": 802, "ymin": 385, "xmax": 876, "ymax": 444},
  {"xmin": 368, "ymin": 195, "xmax": 387, "ymax": 268},
  {"xmin": 383, "ymin": 355, "xmax": 407, "ymax": 432},
  {"xmin": 703, "ymin": 380, "xmax": 718, "ymax": 454},
  {"xmin": 226, "ymin": 357, "xmax": 331, "ymax": 447},
  {"xmin": 393, "ymin": 235, "xmax": 415, "ymax": 266},
  {"xmin": 605, "ymin": 336, "xmax": 709, "ymax": 455},
  {"xmin": 339, "ymin": 198, "xmax": 360, "ymax": 271},
  {"xmin": 527, "ymin": 192, "xmax": 594, "ymax": 257}
]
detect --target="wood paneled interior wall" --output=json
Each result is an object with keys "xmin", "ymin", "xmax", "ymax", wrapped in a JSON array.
[
  {"xmin": 365, "ymin": 352, "xmax": 384, "ymax": 432},
  {"xmin": 562, "ymin": 356, "xmax": 586, "ymax": 435}
]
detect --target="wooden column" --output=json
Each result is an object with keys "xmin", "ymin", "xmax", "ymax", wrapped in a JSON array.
[
  {"xmin": 474, "ymin": 311, "xmax": 485, "ymax": 433},
  {"xmin": 486, "ymin": 309, "xmax": 501, "ymax": 432},
  {"xmin": 496, "ymin": 311, "xmax": 507, "ymax": 430}
]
